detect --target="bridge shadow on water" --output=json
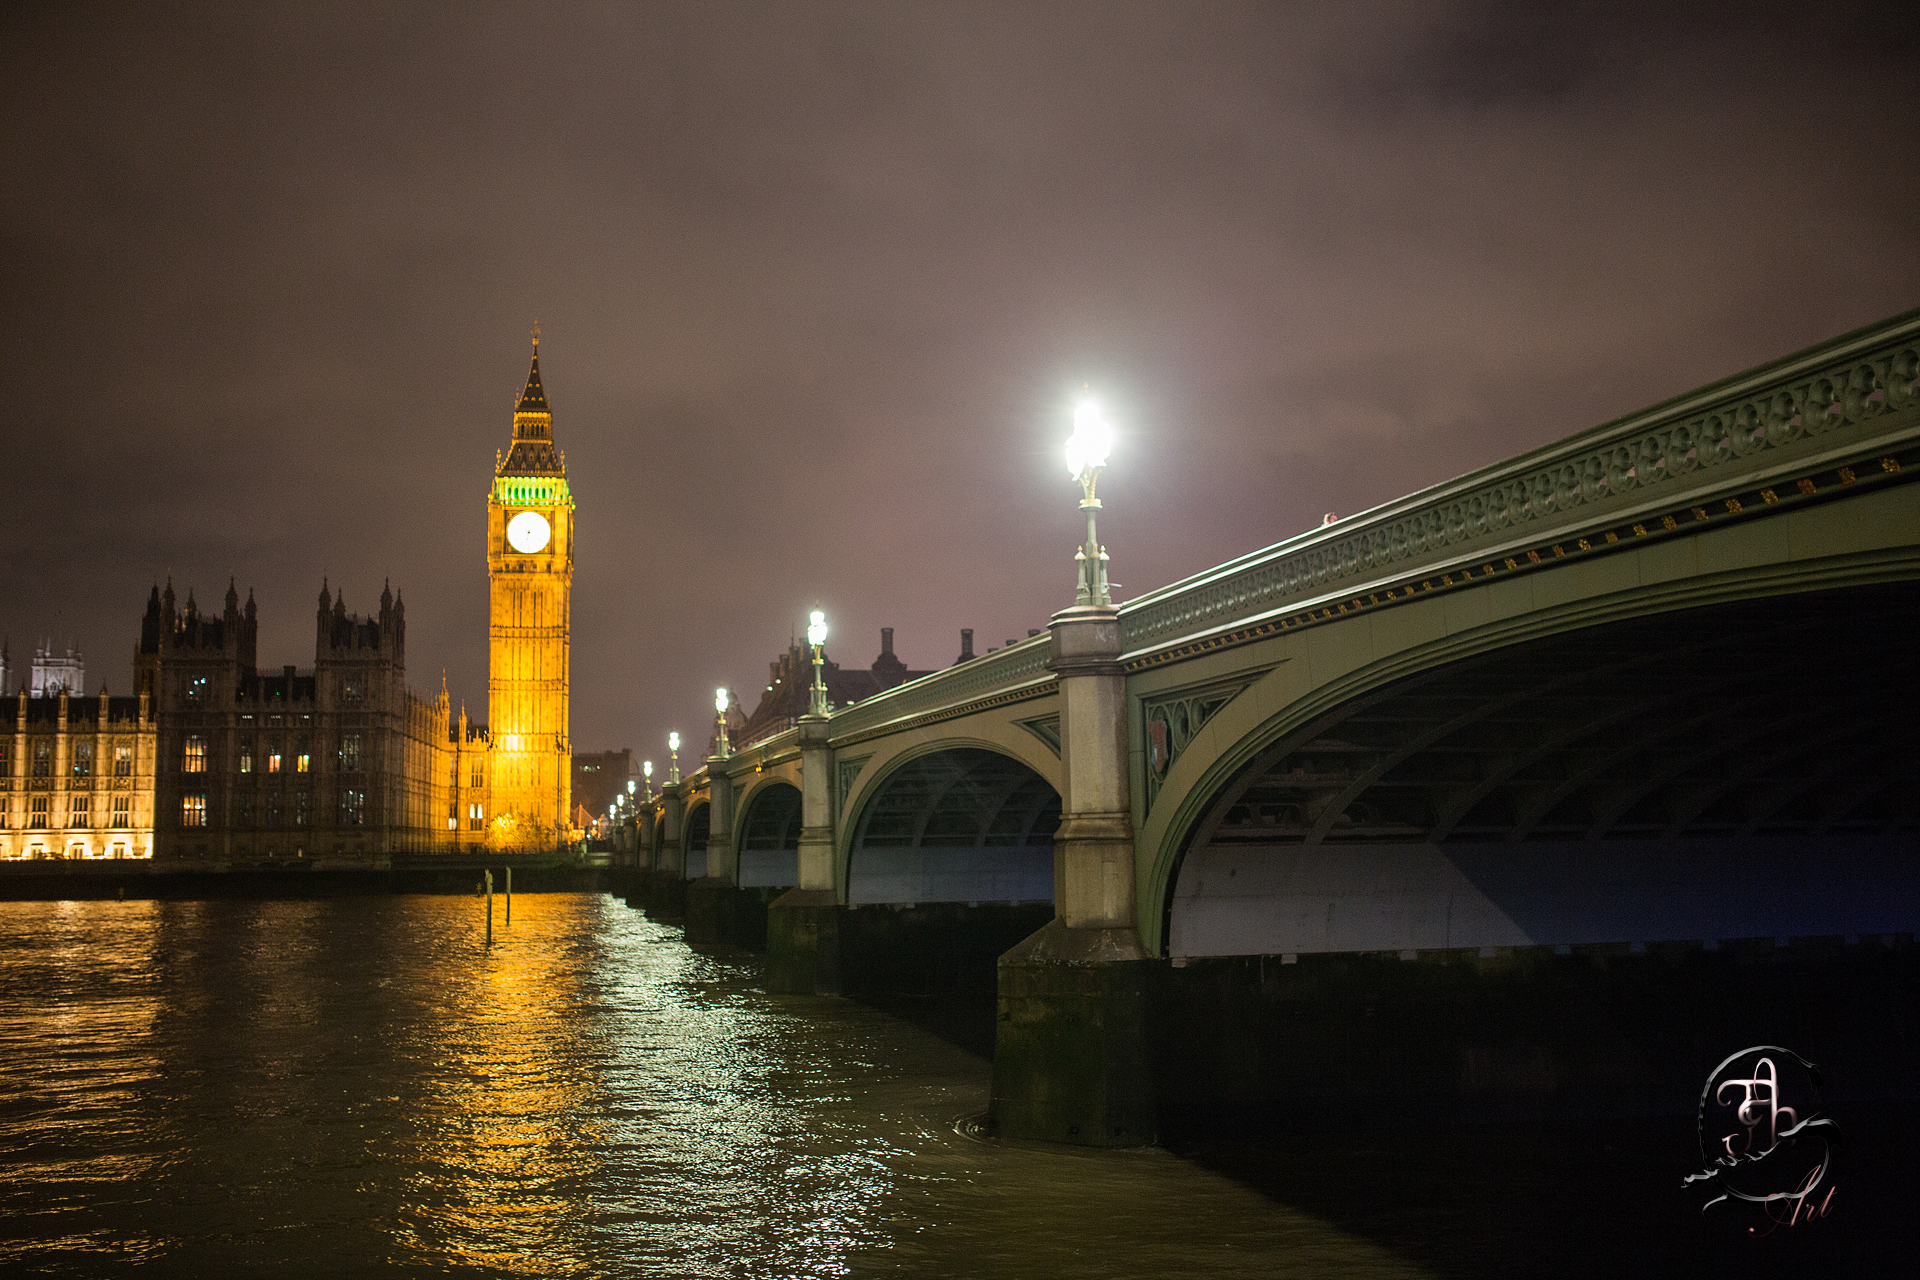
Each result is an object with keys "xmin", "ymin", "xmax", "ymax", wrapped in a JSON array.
[{"xmin": 1175, "ymin": 1103, "xmax": 1920, "ymax": 1279}]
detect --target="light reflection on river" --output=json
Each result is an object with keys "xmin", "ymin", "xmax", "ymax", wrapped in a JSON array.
[{"xmin": 0, "ymin": 895, "xmax": 1426, "ymax": 1277}]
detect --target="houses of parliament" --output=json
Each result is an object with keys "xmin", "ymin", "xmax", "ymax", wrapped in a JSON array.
[{"xmin": 0, "ymin": 338, "xmax": 574, "ymax": 861}]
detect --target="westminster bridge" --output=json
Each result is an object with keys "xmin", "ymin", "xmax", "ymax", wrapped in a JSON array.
[{"xmin": 623, "ymin": 308, "xmax": 1920, "ymax": 1147}]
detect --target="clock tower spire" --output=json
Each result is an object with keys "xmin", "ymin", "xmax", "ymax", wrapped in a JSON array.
[{"xmin": 485, "ymin": 327, "xmax": 574, "ymax": 849}]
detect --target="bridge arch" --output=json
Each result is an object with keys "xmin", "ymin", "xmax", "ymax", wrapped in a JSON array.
[
  {"xmin": 841, "ymin": 743, "xmax": 1061, "ymax": 905},
  {"xmin": 1137, "ymin": 484, "xmax": 1920, "ymax": 952},
  {"xmin": 1152, "ymin": 577, "xmax": 1920, "ymax": 959},
  {"xmin": 733, "ymin": 777, "xmax": 802, "ymax": 889}
]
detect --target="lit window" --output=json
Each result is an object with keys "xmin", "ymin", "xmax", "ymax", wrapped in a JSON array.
[
  {"xmin": 33, "ymin": 741, "xmax": 51, "ymax": 777},
  {"xmin": 71, "ymin": 741, "xmax": 93, "ymax": 777},
  {"xmin": 70, "ymin": 795, "xmax": 91, "ymax": 827},
  {"xmin": 468, "ymin": 802, "xmax": 484, "ymax": 831},
  {"xmin": 296, "ymin": 738, "xmax": 311, "ymax": 773},
  {"xmin": 239, "ymin": 739, "xmax": 253, "ymax": 773},
  {"xmin": 182, "ymin": 736, "xmax": 206, "ymax": 773},
  {"xmin": 181, "ymin": 795, "xmax": 206, "ymax": 828},
  {"xmin": 342, "ymin": 677, "xmax": 364, "ymax": 707},
  {"xmin": 340, "ymin": 734, "xmax": 361, "ymax": 772},
  {"xmin": 341, "ymin": 789, "xmax": 365, "ymax": 826},
  {"xmin": 113, "ymin": 744, "xmax": 131, "ymax": 777},
  {"xmin": 29, "ymin": 796, "xmax": 49, "ymax": 828},
  {"xmin": 111, "ymin": 795, "xmax": 130, "ymax": 828},
  {"xmin": 187, "ymin": 675, "xmax": 209, "ymax": 703},
  {"xmin": 268, "ymin": 741, "xmax": 283, "ymax": 774},
  {"xmin": 0, "ymin": 796, "xmax": 10, "ymax": 827}
]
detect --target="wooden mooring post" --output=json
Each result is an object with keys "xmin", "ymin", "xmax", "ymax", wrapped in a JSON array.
[
  {"xmin": 506, "ymin": 867, "xmax": 512, "ymax": 927},
  {"xmin": 485, "ymin": 870, "xmax": 494, "ymax": 948}
]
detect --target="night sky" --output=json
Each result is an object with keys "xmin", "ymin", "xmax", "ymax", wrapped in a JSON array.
[{"xmin": 3, "ymin": 2, "xmax": 1916, "ymax": 762}]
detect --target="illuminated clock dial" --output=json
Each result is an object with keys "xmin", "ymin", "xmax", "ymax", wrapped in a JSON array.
[{"xmin": 507, "ymin": 510, "xmax": 551, "ymax": 553}]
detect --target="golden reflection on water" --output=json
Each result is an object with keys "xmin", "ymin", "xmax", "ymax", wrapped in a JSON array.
[
  {"xmin": 1, "ymin": 894, "xmax": 1431, "ymax": 1279},
  {"xmin": 392, "ymin": 892, "xmax": 606, "ymax": 1273}
]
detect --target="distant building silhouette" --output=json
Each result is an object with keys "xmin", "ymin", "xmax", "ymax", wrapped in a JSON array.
[{"xmin": 734, "ymin": 628, "xmax": 937, "ymax": 747}]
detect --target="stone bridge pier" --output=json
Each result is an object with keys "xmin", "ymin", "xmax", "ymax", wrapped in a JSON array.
[{"xmin": 988, "ymin": 605, "xmax": 1154, "ymax": 1145}]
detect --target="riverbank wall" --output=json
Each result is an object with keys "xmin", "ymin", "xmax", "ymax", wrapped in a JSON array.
[{"xmin": 0, "ymin": 857, "xmax": 611, "ymax": 899}]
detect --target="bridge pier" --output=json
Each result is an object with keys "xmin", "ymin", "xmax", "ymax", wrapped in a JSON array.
[
  {"xmin": 991, "ymin": 606, "xmax": 1156, "ymax": 1147},
  {"xmin": 685, "ymin": 764, "xmax": 737, "ymax": 944},
  {"xmin": 768, "ymin": 714, "xmax": 845, "ymax": 992}
]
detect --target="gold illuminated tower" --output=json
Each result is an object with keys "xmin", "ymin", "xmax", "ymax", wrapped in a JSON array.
[{"xmin": 486, "ymin": 330, "xmax": 573, "ymax": 847}]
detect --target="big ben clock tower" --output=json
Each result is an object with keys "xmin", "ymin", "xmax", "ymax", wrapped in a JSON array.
[{"xmin": 487, "ymin": 330, "xmax": 573, "ymax": 848}]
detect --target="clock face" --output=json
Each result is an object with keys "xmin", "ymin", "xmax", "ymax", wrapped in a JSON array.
[{"xmin": 506, "ymin": 510, "xmax": 552, "ymax": 554}]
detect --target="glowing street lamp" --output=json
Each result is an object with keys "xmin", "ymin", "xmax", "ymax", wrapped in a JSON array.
[
  {"xmin": 1065, "ymin": 397, "xmax": 1115, "ymax": 607},
  {"xmin": 806, "ymin": 608, "xmax": 829, "ymax": 716},
  {"xmin": 667, "ymin": 732, "xmax": 681, "ymax": 784},
  {"xmin": 641, "ymin": 761, "xmax": 653, "ymax": 802},
  {"xmin": 714, "ymin": 687, "xmax": 731, "ymax": 757}
]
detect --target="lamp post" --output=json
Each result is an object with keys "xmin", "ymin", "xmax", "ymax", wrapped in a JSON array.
[
  {"xmin": 806, "ymin": 608, "xmax": 829, "ymax": 717},
  {"xmin": 641, "ymin": 760, "xmax": 653, "ymax": 802},
  {"xmin": 1065, "ymin": 398, "xmax": 1115, "ymax": 607},
  {"xmin": 667, "ymin": 732, "xmax": 681, "ymax": 784},
  {"xmin": 713, "ymin": 687, "xmax": 731, "ymax": 758}
]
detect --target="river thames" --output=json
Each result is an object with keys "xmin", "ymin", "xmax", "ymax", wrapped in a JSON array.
[{"xmin": 1, "ymin": 894, "xmax": 1907, "ymax": 1276}]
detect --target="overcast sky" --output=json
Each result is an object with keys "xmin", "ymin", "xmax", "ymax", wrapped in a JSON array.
[{"xmin": 3, "ymin": 1, "xmax": 1916, "ymax": 759}]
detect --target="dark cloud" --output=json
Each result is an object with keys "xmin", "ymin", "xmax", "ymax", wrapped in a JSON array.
[{"xmin": 2, "ymin": 2, "xmax": 1915, "ymax": 758}]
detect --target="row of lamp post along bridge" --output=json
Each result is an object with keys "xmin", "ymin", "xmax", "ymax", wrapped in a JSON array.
[
  {"xmin": 603, "ymin": 397, "xmax": 1118, "ymax": 830},
  {"xmin": 624, "ymin": 395, "xmax": 1152, "ymax": 1147}
]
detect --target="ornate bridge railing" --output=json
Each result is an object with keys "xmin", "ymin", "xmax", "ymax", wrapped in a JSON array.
[
  {"xmin": 1117, "ymin": 308, "xmax": 1920, "ymax": 664},
  {"xmin": 824, "ymin": 634, "xmax": 1054, "ymax": 744}
]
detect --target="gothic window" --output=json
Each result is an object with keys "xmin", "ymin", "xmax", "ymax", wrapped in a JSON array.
[
  {"xmin": 296, "ymin": 738, "xmax": 311, "ymax": 773},
  {"xmin": 468, "ymin": 802, "xmax": 484, "ymax": 831},
  {"xmin": 113, "ymin": 743, "xmax": 131, "ymax": 777},
  {"xmin": 239, "ymin": 739, "xmax": 253, "ymax": 773},
  {"xmin": 111, "ymin": 795, "xmax": 130, "ymax": 828},
  {"xmin": 33, "ymin": 741, "xmax": 51, "ymax": 778},
  {"xmin": 268, "ymin": 741, "xmax": 283, "ymax": 774},
  {"xmin": 181, "ymin": 795, "xmax": 206, "ymax": 828},
  {"xmin": 182, "ymin": 736, "xmax": 206, "ymax": 773},
  {"xmin": 342, "ymin": 676, "xmax": 364, "ymax": 707},
  {"xmin": 265, "ymin": 792, "xmax": 281, "ymax": 827},
  {"xmin": 0, "ymin": 743, "xmax": 10, "ymax": 776},
  {"xmin": 293, "ymin": 792, "xmax": 309, "ymax": 826},
  {"xmin": 236, "ymin": 793, "xmax": 253, "ymax": 826},
  {"xmin": 187, "ymin": 675, "xmax": 209, "ymax": 704},
  {"xmin": 341, "ymin": 789, "xmax": 365, "ymax": 826},
  {"xmin": 30, "ymin": 796, "xmax": 49, "ymax": 828},
  {"xmin": 470, "ymin": 764, "xmax": 483, "ymax": 789},
  {"xmin": 1, "ymin": 796, "xmax": 9, "ymax": 827},
  {"xmin": 69, "ymin": 794, "xmax": 90, "ymax": 828},
  {"xmin": 340, "ymin": 734, "xmax": 361, "ymax": 772},
  {"xmin": 72, "ymin": 741, "xmax": 93, "ymax": 777}
]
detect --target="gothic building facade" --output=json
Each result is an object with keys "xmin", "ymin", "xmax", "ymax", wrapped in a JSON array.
[
  {"xmin": 0, "ymin": 688, "xmax": 158, "ymax": 860},
  {"xmin": 131, "ymin": 578, "xmax": 467, "ymax": 861}
]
